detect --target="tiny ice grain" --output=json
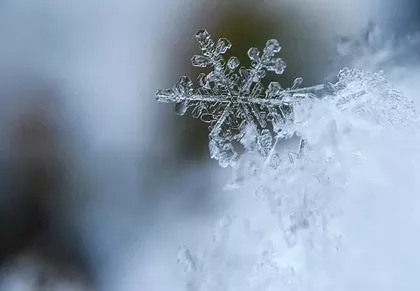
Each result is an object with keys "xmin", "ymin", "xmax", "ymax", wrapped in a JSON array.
[{"xmin": 156, "ymin": 29, "xmax": 327, "ymax": 168}]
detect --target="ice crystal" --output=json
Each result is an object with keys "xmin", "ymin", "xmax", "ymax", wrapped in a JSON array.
[
  {"xmin": 156, "ymin": 29, "xmax": 327, "ymax": 168},
  {"xmin": 158, "ymin": 28, "xmax": 420, "ymax": 291},
  {"xmin": 172, "ymin": 64, "xmax": 419, "ymax": 290}
]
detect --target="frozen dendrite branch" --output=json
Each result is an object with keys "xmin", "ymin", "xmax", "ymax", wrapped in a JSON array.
[{"xmin": 156, "ymin": 29, "xmax": 327, "ymax": 168}]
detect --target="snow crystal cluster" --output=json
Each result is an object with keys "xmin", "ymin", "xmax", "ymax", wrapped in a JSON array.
[{"xmin": 156, "ymin": 29, "xmax": 419, "ymax": 291}]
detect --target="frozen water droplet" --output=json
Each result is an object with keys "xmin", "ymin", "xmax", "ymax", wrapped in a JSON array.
[
  {"xmin": 197, "ymin": 72, "xmax": 207, "ymax": 87},
  {"xmin": 248, "ymin": 47, "xmax": 260, "ymax": 61},
  {"xmin": 264, "ymin": 39, "xmax": 281, "ymax": 54},
  {"xmin": 255, "ymin": 69, "xmax": 266, "ymax": 80},
  {"xmin": 266, "ymin": 58, "xmax": 286, "ymax": 74},
  {"xmin": 259, "ymin": 129, "xmax": 273, "ymax": 154},
  {"xmin": 175, "ymin": 76, "xmax": 193, "ymax": 96},
  {"xmin": 227, "ymin": 56, "xmax": 240, "ymax": 70},
  {"xmin": 195, "ymin": 29, "xmax": 209, "ymax": 39},
  {"xmin": 216, "ymin": 38, "xmax": 232, "ymax": 54},
  {"xmin": 200, "ymin": 113, "xmax": 213, "ymax": 123},
  {"xmin": 266, "ymin": 82, "xmax": 283, "ymax": 99},
  {"xmin": 195, "ymin": 29, "xmax": 214, "ymax": 53},
  {"xmin": 155, "ymin": 88, "xmax": 175, "ymax": 102},
  {"xmin": 210, "ymin": 139, "xmax": 237, "ymax": 168},
  {"xmin": 291, "ymin": 77, "xmax": 303, "ymax": 90},
  {"xmin": 191, "ymin": 55, "xmax": 211, "ymax": 67}
]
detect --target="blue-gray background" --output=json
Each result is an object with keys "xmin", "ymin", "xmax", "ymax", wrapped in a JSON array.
[{"xmin": 0, "ymin": 0, "xmax": 418, "ymax": 290}]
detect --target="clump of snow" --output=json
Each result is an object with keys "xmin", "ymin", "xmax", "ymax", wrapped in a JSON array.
[{"xmin": 170, "ymin": 29, "xmax": 420, "ymax": 290}]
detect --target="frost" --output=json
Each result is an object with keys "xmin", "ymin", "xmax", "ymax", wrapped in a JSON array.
[
  {"xmin": 156, "ymin": 29, "xmax": 326, "ymax": 168},
  {"xmin": 156, "ymin": 28, "xmax": 420, "ymax": 291}
]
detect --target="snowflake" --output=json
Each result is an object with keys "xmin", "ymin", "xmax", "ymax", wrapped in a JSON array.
[{"xmin": 156, "ymin": 29, "xmax": 327, "ymax": 168}]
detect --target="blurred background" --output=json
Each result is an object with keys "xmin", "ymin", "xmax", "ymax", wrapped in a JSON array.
[{"xmin": 0, "ymin": 0, "xmax": 417, "ymax": 290}]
